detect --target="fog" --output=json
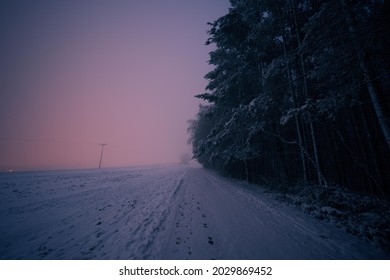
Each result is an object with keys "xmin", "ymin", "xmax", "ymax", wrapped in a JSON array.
[{"xmin": 0, "ymin": 0, "xmax": 230, "ymax": 171}]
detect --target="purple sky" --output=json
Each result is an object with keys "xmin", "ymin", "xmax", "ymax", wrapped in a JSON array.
[{"xmin": 0, "ymin": 0, "xmax": 230, "ymax": 171}]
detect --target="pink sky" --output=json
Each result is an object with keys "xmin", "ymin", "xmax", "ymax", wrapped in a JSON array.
[{"xmin": 0, "ymin": 0, "xmax": 230, "ymax": 171}]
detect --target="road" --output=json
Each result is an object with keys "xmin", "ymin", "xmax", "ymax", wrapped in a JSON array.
[{"xmin": 0, "ymin": 165, "xmax": 387, "ymax": 259}]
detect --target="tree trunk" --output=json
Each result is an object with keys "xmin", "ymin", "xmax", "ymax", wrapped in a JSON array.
[
  {"xmin": 244, "ymin": 159, "xmax": 249, "ymax": 182},
  {"xmin": 280, "ymin": 26, "xmax": 308, "ymax": 185},
  {"xmin": 292, "ymin": 0, "xmax": 325, "ymax": 186},
  {"xmin": 359, "ymin": 57, "xmax": 390, "ymax": 150},
  {"xmin": 342, "ymin": 0, "xmax": 390, "ymax": 151},
  {"xmin": 279, "ymin": 9, "xmax": 307, "ymax": 185}
]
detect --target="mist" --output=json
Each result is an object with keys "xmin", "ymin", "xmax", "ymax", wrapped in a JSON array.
[{"xmin": 0, "ymin": 0, "xmax": 230, "ymax": 171}]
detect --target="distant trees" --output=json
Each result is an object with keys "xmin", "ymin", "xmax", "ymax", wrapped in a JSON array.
[
  {"xmin": 180, "ymin": 153, "xmax": 192, "ymax": 164},
  {"xmin": 188, "ymin": 0, "xmax": 390, "ymax": 195}
]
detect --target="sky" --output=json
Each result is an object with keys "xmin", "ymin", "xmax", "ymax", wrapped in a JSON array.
[{"xmin": 0, "ymin": 0, "xmax": 230, "ymax": 171}]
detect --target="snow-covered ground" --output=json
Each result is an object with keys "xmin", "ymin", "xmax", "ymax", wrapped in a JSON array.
[{"xmin": 0, "ymin": 165, "xmax": 388, "ymax": 259}]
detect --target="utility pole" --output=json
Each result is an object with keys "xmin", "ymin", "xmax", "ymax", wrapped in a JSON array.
[{"xmin": 98, "ymin": 144, "xmax": 107, "ymax": 169}]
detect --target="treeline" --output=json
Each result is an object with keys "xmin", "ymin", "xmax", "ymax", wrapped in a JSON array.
[{"xmin": 188, "ymin": 0, "xmax": 390, "ymax": 195}]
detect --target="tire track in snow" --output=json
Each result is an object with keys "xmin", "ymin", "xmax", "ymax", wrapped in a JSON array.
[{"xmin": 94, "ymin": 166, "xmax": 189, "ymax": 259}]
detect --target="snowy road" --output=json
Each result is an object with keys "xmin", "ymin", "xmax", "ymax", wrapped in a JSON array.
[{"xmin": 0, "ymin": 165, "xmax": 388, "ymax": 259}]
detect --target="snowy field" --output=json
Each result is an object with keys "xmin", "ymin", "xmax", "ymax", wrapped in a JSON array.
[{"xmin": 0, "ymin": 165, "xmax": 388, "ymax": 260}]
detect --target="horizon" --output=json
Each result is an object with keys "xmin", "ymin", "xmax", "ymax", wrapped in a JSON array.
[{"xmin": 1, "ymin": 161, "xmax": 200, "ymax": 174}]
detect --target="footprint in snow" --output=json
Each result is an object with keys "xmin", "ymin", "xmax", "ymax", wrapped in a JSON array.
[
  {"xmin": 176, "ymin": 237, "xmax": 182, "ymax": 245},
  {"xmin": 203, "ymin": 223, "xmax": 208, "ymax": 228},
  {"xmin": 208, "ymin": 237, "xmax": 214, "ymax": 246},
  {"xmin": 37, "ymin": 245, "xmax": 53, "ymax": 257}
]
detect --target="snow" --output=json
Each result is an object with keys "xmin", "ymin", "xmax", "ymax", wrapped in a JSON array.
[
  {"xmin": 0, "ymin": 165, "xmax": 388, "ymax": 260},
  {"xmin": 267, "ymin": 184, "xmax": 390, "ymax": 252}
]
